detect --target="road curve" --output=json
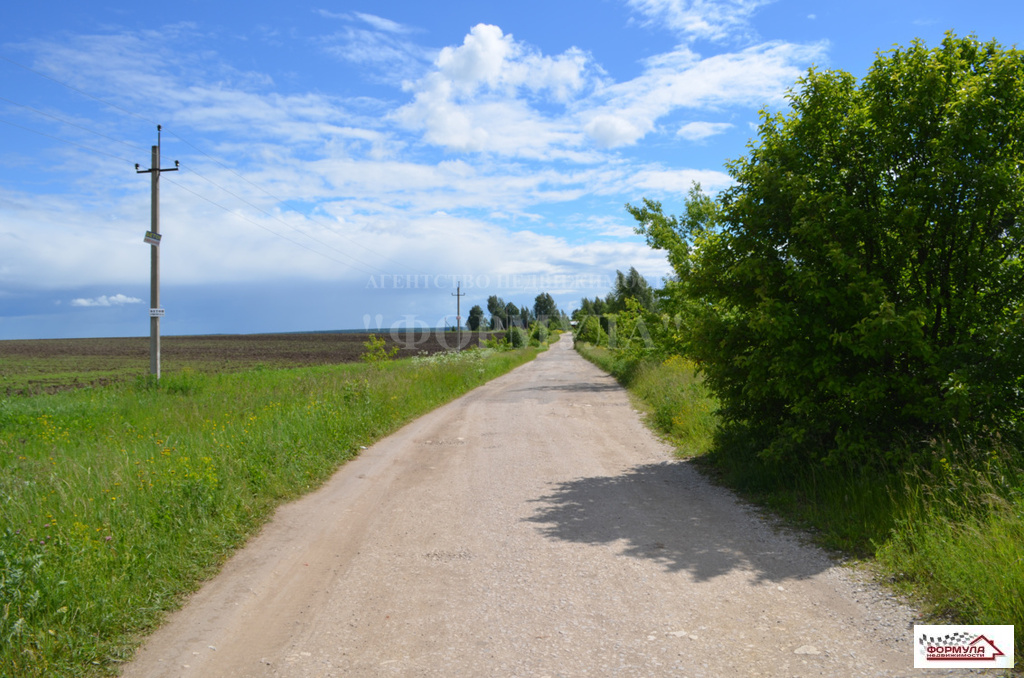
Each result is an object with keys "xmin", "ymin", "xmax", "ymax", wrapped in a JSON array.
[{"xmin": 122, "ymin": 336, "xmax": 981, "ymax": 677}]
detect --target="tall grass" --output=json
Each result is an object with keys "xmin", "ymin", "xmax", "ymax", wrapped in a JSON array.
[
  {"xmin": 575, "ymin": 340, "xmax": 1021, "ymax": 667},
  {"xmin": 575, "ymin": 343, "xmax": 716, "ymax": 456},
  {"xmin": 0, "ymin": 347, "xmax": 535, "ymax": 676},
  {"xmin": 876, "ymin": 457, "xmax": 1024, "ymax": 664}
]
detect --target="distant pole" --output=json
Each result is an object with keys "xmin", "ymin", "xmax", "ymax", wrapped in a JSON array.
[
  {"xmin": 136, "ymin": 125, "xmax": 178, "ymax": 379},
  {"xmin": 452, "ymin": 282, "xmax": 466, "ymax": 351}
]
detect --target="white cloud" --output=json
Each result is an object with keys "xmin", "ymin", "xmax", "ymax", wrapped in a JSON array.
[
  {"xmin": 631, "ymin": 168, "xmax": 734, "ymax": 194},
  {"xmin": 2, "ymin": 19, "xmax": 819, "ymax": 314},
  {"xmin": 677, "ymin": 121, "xmax": 733, "ymax": 141},
  {"xmin": 584, "ymin": 114, "xmax": 649, "ymax": 148},
  {"xmin": 581, "ymin": 41, "xmax": 826, "ymax": 147},
  {"xmin": 392, "ymin": 24, "xmax": 596, "ymax": 158},
  {"xmin": 71, "ymin": 294, "xmax": 143, "ymax": 307},
  {"xmin": 627, "ymin": 0, "xmax": 776, "ymax": 42},
  {"xmin": 395, "ymin": 23, "xmax": 822, "ymax": 155},
  {"xmin": 352, "ymin": 12, "xmax": 414, "ymax": 35}
]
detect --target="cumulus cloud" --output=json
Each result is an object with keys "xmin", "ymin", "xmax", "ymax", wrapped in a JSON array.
[
  {"xmin": 392, "ymin": 24, "xmax": 595, "ymax": 158},
  {"xmin": 70, "ymin": 294, "xmax": 143, "ymax": 307},
  {"xmin": 4, "ymin": 15, "xmax": 822, "ymax": 305}
]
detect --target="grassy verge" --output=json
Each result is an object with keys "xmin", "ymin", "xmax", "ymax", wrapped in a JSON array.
[
  {"xmin": 575, "ymin": 344, "xmax": 716, "ymax": 456},
  {"xmin": 575, "ymin": 341, "xmax": 1022, "ymax": 667},
  {"xmin": 0, "ymin": 346, "xmax": 537, "ymax": 676}
]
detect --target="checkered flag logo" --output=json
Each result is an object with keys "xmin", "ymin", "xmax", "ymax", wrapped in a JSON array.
[
  {"xmin": 919, "ymin": 632, "xmax": 976, "ymax": 645},
  {"xmin": 918, "ymin": 631, "xmax": 977, "ymax": 654},
  {"xmin": 914, "ymin": 625, "xmax": 1012, "ymax": 667}
]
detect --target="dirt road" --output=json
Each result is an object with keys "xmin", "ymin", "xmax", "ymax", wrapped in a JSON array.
[{"xmin": 122, "ymin": 336, "xmax": 983, "ymax": 677}]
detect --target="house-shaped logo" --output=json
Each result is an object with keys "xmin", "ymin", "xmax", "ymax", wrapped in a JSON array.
[
  {"xmin": 920, "ymin": 633, "xmax": 1005, "ymax": 661},
  {"xmin": 914, "ymin": 625, "xmax": 1014, "ymax": 669}
]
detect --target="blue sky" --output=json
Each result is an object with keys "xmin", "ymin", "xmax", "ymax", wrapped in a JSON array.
[{"xmin": 1, "ymin": 0, "xmax": 1021, "ymax": 339}]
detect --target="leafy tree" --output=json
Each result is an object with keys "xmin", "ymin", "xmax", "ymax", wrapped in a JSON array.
[
  {"xmin": 574, "ymin": 315, "xmax": 606, "ymax": 346},
  {"xmin": 505, "ymin": 302, "xmax": 521, "ymax": 328},
  {"xmin": 466, "ymin": 305, "xmax": 485, "ymax": 331},
  {"xmin": 632, "ymin": 34, "xmax": 1024, "ymax": 470},
  {"xmin": 533, "ymin": 292, "xmax": 558, "ymax": 321},
  {"xmin": 608, "ymin": 267, "xmax": 657, "ymax": 313},
  {"xmin": 519, "ymin": 305, "xmax": 533, "ymax": 327},
  {"xmin": 487, "ymin": 295, "xmax": 506, "ymax": 329}
]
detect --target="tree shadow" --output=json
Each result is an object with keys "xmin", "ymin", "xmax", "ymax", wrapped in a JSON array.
[
  {"xmin": 524, "ymin": 461, "xmax": 833, "ymax": 584},
  {"xmin": 512, "ymin": 381, "xmax": 622, "ymax": 394}
]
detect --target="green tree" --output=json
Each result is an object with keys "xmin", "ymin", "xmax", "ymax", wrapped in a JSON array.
[
  {"xmin": 533, "ymin": 292, "xmax": 558, "ymax": 321},
  {"xmin": 519, "ymin": 305, "xmax": 533, "ymax": 327},
  {"xmin": 466, "ymin": 304, "xmax": 485, "ymax": 331},
  {"xmin": 633, "ymin": 34, "xmax": 1024, "ymax": 470},
  {"xmin": 574, "ymin": 314, "xmax": 606, "ymax": 346},
  {"xmin": 608, "ymin": 267, "xmax": 656, "ymax": 313},
  {"xmin": 487, "ymin": 295, "xmax": 506, "ymax": 330},
  {"xmin": 504, "ymin": 302, "xmax": 521, "ymax": 328}
]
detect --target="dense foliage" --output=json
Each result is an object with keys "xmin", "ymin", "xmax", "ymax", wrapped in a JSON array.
[{"xmin": 631, "ymin": 34, "xmax": 1024, "ymax": 470}]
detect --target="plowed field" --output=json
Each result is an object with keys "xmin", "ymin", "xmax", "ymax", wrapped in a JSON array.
[{"xmin": 0, "ymin": 330, "xmax": 494, "ymax": 395}]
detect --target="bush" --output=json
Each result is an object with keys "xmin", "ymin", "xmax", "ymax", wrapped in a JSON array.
[
  {"xmin": 529, "ymin": 322, "xmax": 548, "ymax": 346},
  {"xmin": 507, "ymin": 326, "xmax": 528, "ymax": 348},
  {"xmin": 574, "ymin": 315, "xmax": 605, "ymax": 346},
  {"xmin": 632, "ymin": 34, "xmax": 1024, "ymax": 471},
  {"xmin": 361, "ymin": 334, "xmax": 399, "ymax": 366}
]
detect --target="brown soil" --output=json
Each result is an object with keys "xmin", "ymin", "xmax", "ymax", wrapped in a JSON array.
[{"xmin": 0, "ymin": 330, "xmax": 497, "ymax": 394}]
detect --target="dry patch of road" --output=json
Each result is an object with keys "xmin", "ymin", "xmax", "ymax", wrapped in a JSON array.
[{"xmin": 123, "ymin": 337, "xmax": 990, "ymax": 677}]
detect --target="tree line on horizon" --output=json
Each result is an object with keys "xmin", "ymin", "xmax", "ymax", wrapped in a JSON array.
[{"xmin": 463, "ymin": 292, "xmax": 570, "ymax": 332}]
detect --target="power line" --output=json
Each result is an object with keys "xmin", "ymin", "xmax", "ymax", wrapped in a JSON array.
[
  {"xmin": 0, "ymin": 54, "xmax": 157, "ymax": 126},
  {"xmin": 162, "ymin": 176, "xmax": 386, "ymax": 275},
  {"xmin": 176, "ymin": 160, "xmax": 395, "ymax": 275},
  {"xmin": 0, "ymin": 111, "xmax": 391, "ymax": 274},
  {"xmin": 1, "ymin": 54, "xmax": 430, "ymax": 276},
  {"xmin": 0, "ymin": 94, "xmax": 146, "ymax": 155},
  {"xmin": 165, "ymin": 130, "xmax": 430, "ymax": 275},
  {"xmin": 0, "ymin": 116, "xmax": 136, "ymax": 163}
]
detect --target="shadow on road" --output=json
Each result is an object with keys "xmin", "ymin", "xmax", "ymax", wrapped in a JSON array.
[
  {"xmin": 525, "ymin": 461, "xmax": 832, "ymax": 584},
  {"xmin": 512, "ymin": 381, "xmax": 622, "ymax": 394}
]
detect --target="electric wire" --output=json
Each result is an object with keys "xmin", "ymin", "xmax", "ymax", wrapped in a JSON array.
[
  {"xmin": 0, "ymin": 116, "xmax": 136, "ymax": 163},
  {"xmin": 162, "ymin": 176, "xmax": 384, "ymax": 275},
  {"xmin": 1, "ymin": 53, "xmax": 429, "ymax": 276},
  {"xmin": 0, "ymin": 113, "xmax": 385, "ymax": 275}
]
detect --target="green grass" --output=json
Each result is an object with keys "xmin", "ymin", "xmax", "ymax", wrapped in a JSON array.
[
  {"xmin": 575, "ymin": 343, "xmax": 716, "ymax": 456},
  {"xmin": 0, "ymin": 346, "xmax": 537, "ymax": 676},
  {"xmin": 575, "ymin": 341, "xmax": 1022, "ymax": 669}
]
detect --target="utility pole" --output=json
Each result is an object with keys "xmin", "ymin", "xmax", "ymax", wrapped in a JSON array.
[
  {"xmin": 451, "ymin": 282, "xmax": 466, "ymax": 351},
  {"xmin": 136, "ymin": 125, "xmax": 178, "ymax": 379}
]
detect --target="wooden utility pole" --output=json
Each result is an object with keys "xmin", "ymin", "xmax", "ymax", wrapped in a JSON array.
[
  {"xmin": 452, "ymin": 282, "xmax": 466, "ymax": 351},
  {"xmin": 136, "ymin": 125, "xmax": 178, "ymax": 379}
]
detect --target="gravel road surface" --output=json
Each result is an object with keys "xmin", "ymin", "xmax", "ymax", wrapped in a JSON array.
[{"xmin": 122, "ymin": 336, "xmax": 993, "ymax": 677}]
